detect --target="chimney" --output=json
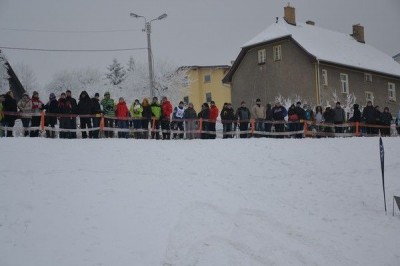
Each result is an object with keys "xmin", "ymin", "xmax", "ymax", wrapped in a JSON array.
[
  {"xmin": 306, "ymin": 20, "xmax": 315, "ymax": 26},
  {"xmin": 352, "ymin": 24, "xmax": 365, "ymax": 43},
  {"xmin": 284, "ymin": 4, "xmax": 296, "ymax": 26}
]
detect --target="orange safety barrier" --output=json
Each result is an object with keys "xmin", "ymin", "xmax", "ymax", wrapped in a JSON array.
[
  {"xmin": 100, "ymin": 115, "xmax": 104, "ymax": 131},
  {"xmin": 40, "ymin": 111, "xmax": 45, "ymax": 131},
  {"xmin": 355, "ymin": 122, "xmax": 359, "ymax": 137},
  {"xmin": 303, "ymin": 120, "xmax": 308, "ymax": 135}
]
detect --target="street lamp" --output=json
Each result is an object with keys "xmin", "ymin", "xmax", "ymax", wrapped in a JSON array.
[{"xmin": 130, "ymin": 12, "xmax": 168, "ymax": 98}]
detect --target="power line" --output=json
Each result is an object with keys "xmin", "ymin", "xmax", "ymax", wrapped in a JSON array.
[
  {"xmin": 0, "ymin": 46, "xmax": 147, "ymax": 52},
  {"xmin": 0, "ymin": 27, "xmax": 141, "ymax": 33}
]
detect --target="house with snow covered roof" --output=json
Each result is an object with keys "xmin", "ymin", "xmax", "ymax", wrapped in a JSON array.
[{"xmin": 223, "ymin": 5, "xmax": 400, "ymax": 111}]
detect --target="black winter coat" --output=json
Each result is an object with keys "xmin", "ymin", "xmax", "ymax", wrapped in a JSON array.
[
  {"xmin": 43, "ymin": 99, "xmax": 59, "ymax": 125},
  {"xmin": 362, "ymin": 106, "xmax": 376, "ymax": 124},
  {"xmin": 380, "ymin": 112, "xmax": 392, "ymax": 126},
  {"xmin": 90, "ymin": 98, "xmax": 101, "ymax": 115},
  {"xmin": 3, "ymin": 94, "xmax": 18, "ymax": 123}
]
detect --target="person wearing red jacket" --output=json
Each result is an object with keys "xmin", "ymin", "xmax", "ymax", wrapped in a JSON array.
[
  {"xmin": 30, "ymin": 91, "xmax": 44, "ymax": 137},
  {"xmin": 161, "ymin": 96, "xmax": 173, "ymax": 140},
  {"xmin": 116, "ymin": 97, "xmax": 130, "ymax": 138},
  {"xmin": 209, "ymin": 100, "xmax": 219, "ymax": 139}
]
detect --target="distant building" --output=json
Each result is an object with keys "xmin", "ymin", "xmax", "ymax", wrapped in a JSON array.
[
  {"xmin": 394, "ymin": 53, "xmax": 400, "ymax": 64},
  {"xmin": 182, "ymin": 65, "xmax": 231, "ymax": 111},
  {"xmin": 0, "ymin": 50, "xmax": 25, "ymax": 101},
  {"xmin": 223, "ymin": 5, "xmax": 400, "ymax": 111}
]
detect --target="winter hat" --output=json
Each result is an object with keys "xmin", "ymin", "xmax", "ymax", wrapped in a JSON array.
[
  {"xmin": 49, "ymin": 93, "xmax": 56, "ymax": 100},
  {"xmin": 179, "ymin": 101, "xmax": 184, "ymax": 105},
  {"xmin": 104, "ymin": 91, "xmax": 110, "ymax": 96},
  {"xmin": 95, "ymin": 93, "xmax": 100, "ymax": 97}
]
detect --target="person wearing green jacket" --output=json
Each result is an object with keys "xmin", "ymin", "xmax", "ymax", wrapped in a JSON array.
[
  {"xmin": 150, "ymin": 96, "xmax": 161, "ymax": 139},
  {"xmin": 130, "ymin": 99, "xmax": 143, "ymax": 139},
  {"xmin": 101, "ymin": 91, "xmax": 115, "ymax": 138}
]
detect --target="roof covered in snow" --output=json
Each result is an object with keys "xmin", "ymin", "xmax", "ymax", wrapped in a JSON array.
[{"xmin": 242, "ymin": 20, "xmax": 400, "ymax": 78}]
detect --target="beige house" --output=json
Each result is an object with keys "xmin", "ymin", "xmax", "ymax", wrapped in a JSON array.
[
  {"xmin": 182, "ymin": 65, "xmax": 231, "ymax": 112},
  {"xmin": 223, "ymin": 5, "xmax": 400, "ymax": 112}
]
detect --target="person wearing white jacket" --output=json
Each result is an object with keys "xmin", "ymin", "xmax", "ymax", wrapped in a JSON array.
[{"xmin": 251, "ymin": 98, "xmax": 266, "ymax": 137}]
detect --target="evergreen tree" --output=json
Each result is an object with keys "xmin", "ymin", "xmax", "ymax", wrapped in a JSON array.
[{"xmin": 106, "ymin": 58, "xmax": 126, "ymax": 87}]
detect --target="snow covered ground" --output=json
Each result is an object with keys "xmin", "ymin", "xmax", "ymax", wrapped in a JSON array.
[{"xmin": 1, "ymin": 137, "xmax": 400, "ymax": 266}]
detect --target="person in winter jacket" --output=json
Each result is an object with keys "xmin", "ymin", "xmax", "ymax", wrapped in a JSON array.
[
  {"xmin": 115, "ymin": 97, "xmax": 130, "ymax": 138},
  {"xmin": 198, "ymin": 103, "xmax": 210, "ymax": 139},
  {"xmin": 362, "ymin": 101, "xmax": 377, "ymax": 135},
  {"xmin": 150, "ymin": 97, "xmax": 162, "ymax": 139},
  {"xmin": 314, "ymin": 106, "xmax": 324, "ymax": 136},
  {"xmin": 236, "ymin": 101, "xmax": 251, "ymax": 138},
  {"xmin": 17, "ymin": 93, "xmax": 32, "ymax": 136},
  {"xmin": 323, "ymin": 106, "xmax": 335, "ymax": 135},
  {"xmin": 183, "ymin": 102, "xmax": 197, "ymax": 139},
  {"xmin": 130, "ymin": 99, "xmax": 143, "ymax": 139},
  {"xmin": 220, "ymin": 103, "xmax": 235, "ymax": 138},
  {"xmin": 3, "ymin": 91, "xmax": 17, "ymax": 137},
  {"xmin": 287, "ymin": 104, "xmax": 299, "ymax": 137},
  {"xmin": 161, "ymin": 96, "xmax": 173, "ymax": 140},
  {"xmin": 264, "ymin": 103, "xmax": 273, "ymax": 137},
  {"xmin": 66, "ymin": 90, "xmax": 78, "ymax": 138},
  {"xmin": 333, "ymin": 102, "xmax": 346, "ymax": 133},
  {"xmin": 43, "ymin": 93, "xmax": 59, "ymax": 138},
  {"xmin": 380, "ymin": 107, "xmax": 392, "ymax": 137},
  {"xmin": 29, "ymin": 91, "xmax": 43, "ymax": 137},
  {"xmin": 77, "ymin": 91, "xmax": 92, "ymax": 138},
  {"xmin": 272, "ymin": 101, "xmax": 287, "ymax": 138},
  {"xmin": 141, "ymin": 98, "xmax": 152, "ymax": 139},
  {"xmin": 172, "ymin": 101, "xmax": 185, "ymax": 139},
  {"xmin": 90, "ymin": 93, "xmax": 102, "ymax": 139},
  {"xmin": 209, "ymin": 101, "xmax": 219, "ymax": 139},
  {"xmin": 348, "ymin": 104, "xmax": 361, "ymax": 134},
  {"xmin": 58, "ymin": 92, "xmax": 72, "ymax": 139},
  {"xmin": 251, "ymin": 98, "xmax": 266, "ymax": 137},
  {"xmin": 294, "ymin": 101, "xmax": 305, "ymax": 138},
  {"xmin": 101, "ymin": 91, "xmax": 115, "ymax": 138}
]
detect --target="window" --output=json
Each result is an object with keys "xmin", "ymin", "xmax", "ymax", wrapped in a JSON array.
[
  {"xmin": 258, "ymin": 49, "xmax": 266, "ymax": 64},
  {"xmin": 183, "ymin": 96, "xmax": 189, "ymax": 105},
  {"xmin": 388, "ymin": 82, "xmax": 396, "ymax": 101},
  {"xmin": 365, "ymin": 91, "xmax": 374, "ymax": 104},
  {"xmin": 206, "ymin": 92, "xmax": 212, "ymax": 103},
  {"xmin": 273, "ymin": 45, "xmax": 282, "ymax": 61},
  {"xmin": 204, "ymin": 74, "xmax": 211, "ymax": 83},
  {"xmin": 322, "ymin": 69, "xmax": 328, "ymax": 86},
  {"xmin": 364, "ymin": 73, "xmax": 372, "ymax": 82},
  {"xmin": 340, "ymin": 73, "xmax": 349, "ymax": 94}
]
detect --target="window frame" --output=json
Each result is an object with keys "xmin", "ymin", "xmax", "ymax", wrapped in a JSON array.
[
  {"xmin": 364, "ymin": 73, "xmax": 372, "ymax": 82},
  {"xmin": 205, "ymin": 92, "xmax": 212, "ymax": 103},
  {"xmin": 273, "ymin": 45, "xmax": 282, "ymax": 61},
  {"xmin": 204, "ymin": 74, "xmax": 211, "ymax": 83},
  {"xmin": 388, "ymin": 82, "xmax": 396, "ymax": 101},
  {"xmin": 322, "ymin": 69, "xmax": 328, "ymax": 86},
  {"xmin": 257, "ymin": 49, "xmax": 266, "ymax": 64},
  {"xmin": 340, "ymin": 73, "xmax": 349, "ymax": 94},
  {"xmin": 183, "ymin": 96, "xmax": 189, "ymax": 105},
  {"xmin": 365, "ymin": 91, "xmax": 374, "ymax": 104}
]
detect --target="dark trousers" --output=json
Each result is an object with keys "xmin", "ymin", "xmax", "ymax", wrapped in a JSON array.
[
  {"xmin": 222, "ymin": 123, "xmax": 233, "ymax": 138},
  {"xmin": 239, "ymin": 123, "xmax": 248, "ymax": 138},
  {"xmin": 104, "ymin": 118, "xmax": 114, "ymax": 138},
  {"xmin": 30, "ymin": 116, "xmax": 40, "ymax": 137},
  {"xmin": 161, "ymin": 119, "xmax": 171, "ymax": 140},
  {"xmin": 117, "ymin": 120, "xmax": 129, "ymax": 138},
  {"xmin": 80, "ymin": 117, "xmax": 92, "ymax": 139},
  {"xmin": 201, "ymin": 122, "xmax": 209, "ymax": 139},
  {"xmin": 151, "ymin": 120, "xmax": 161, "ymax": 139},
  {"xmin": 334, "ymin": 122, "xmax": 344, "ymax": 133},
  {"xmin": 274, "ymin": 121, "xmax": 285, "ymax": 138},
  {"xmin": 172, "ymin": 121, "xmax": 184, "ymax": 139},
  {"xmin": 4, "ymin": 117, "xmax": 16, "ymax": 137},
  {"xmin": 92, "ymin": 117, "xmax": 100, "ymax": 138},
  {"xmin": 69, "ymin": 118, "xmax": 77, "ymax": 138},
  {"xmin": 142, "ymin": 119, "xmax": 150, "ymax": 139},
  {"xmin": 59, "ymin": 118, "xmax": 70, "ymax": 139},
  {"xmin": 209, "ymin": 122, "xmax": 216, "ymax": 139},
  {"xmin": 21, "ymin": 118, "xmax": 31, "ymax": 136}
]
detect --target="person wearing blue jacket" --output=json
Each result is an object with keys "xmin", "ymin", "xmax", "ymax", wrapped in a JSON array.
[{"xmin": 272, "ymin": 101, "xmax": 287, "ymax": 138}]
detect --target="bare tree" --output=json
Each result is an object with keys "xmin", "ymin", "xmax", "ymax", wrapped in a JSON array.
[{"xmin": 14, "ymin": 62, "xmax": 39, "ymax": 93}]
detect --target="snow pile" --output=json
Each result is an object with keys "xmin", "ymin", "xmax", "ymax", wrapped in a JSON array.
[{"xmin": 1, "ymin": 138, "xmax": 400, "ymax": 265}]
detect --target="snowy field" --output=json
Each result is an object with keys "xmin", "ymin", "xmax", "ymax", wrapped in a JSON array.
[{"xmin": 1, "ymin": 137, "xmax": 400, "ymax": 266}]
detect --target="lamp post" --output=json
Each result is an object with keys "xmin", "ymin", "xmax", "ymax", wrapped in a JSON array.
[{"xmin": 130, "ymin": 12, "xmax": 167, "ymax": 98}]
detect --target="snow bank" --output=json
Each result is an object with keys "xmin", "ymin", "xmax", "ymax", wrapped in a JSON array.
[{"xmin": 1, "ymin": 138, "xmax": 399, "ymax": 265}]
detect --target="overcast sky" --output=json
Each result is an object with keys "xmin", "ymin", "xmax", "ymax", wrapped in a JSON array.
[{"xmin": 1, "ymin": 0, "xmax": 399, "ymax": 87}]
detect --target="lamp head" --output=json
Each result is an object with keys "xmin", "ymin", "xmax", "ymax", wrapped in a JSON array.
[{"xmin": 157, "ymin": 13, "xmax": 168, "ymax": 20}]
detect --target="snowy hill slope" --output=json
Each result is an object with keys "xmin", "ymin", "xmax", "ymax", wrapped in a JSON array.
[{"xmin": 1, "ymin": 138, "xmax": 400, "ymax": 265}]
